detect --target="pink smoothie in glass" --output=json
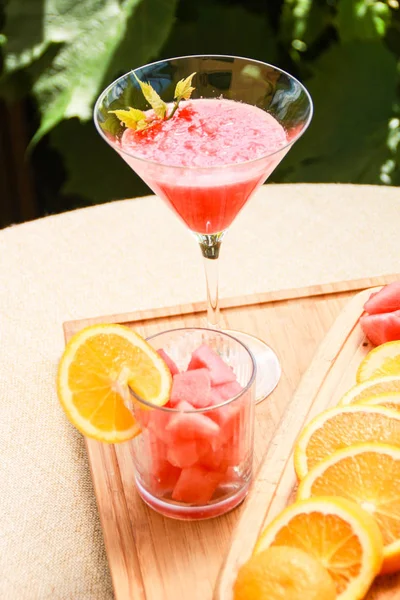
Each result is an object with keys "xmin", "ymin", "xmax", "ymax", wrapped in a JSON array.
[{"xmin": 120, "ymin": 98, "xmax": 288, "ymax": 234}]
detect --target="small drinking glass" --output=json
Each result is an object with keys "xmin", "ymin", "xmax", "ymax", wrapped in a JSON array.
[{"xmin": 128, "ymin": 328, "xmax": 256, "ymax": 520}]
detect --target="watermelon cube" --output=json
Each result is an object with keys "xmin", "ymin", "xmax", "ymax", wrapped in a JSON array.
[
  {"xmin": 147, "ymin": 408, "xmax": 174, "ymax": 444},
  {"xmin": 221, "ymin": 439, "xmax": 248, "ymax": 468},
  {"xmin": 144, "ymin": 433, "xmax": 181, "ymax": 494},
  {"xmin": 166, "ymin": 401, "xmax": 221, "ymax": 449},
  {"xmin": 222, "ymin": 466, "xmax": 243, "ymax": 485},
  {"xmin": 197, "ymin": 441, "xmax": 226, "ymax": 472},
  {"xmin": 157, "ymin": 349, "xmax": 179, "ymax": 376},
  {"xmin": 147, "ymin": 461, "xmax": 181, "ymax": 495},
  {"xmin": 167, "ymin": 440, "xmax": 201, "ymax": 469},
  {"xmin": 212, "ymin": 380, "xmax": 243, "ymax": 401},
  {"xmin": 188, "ymin": 344, "xmax": 236, "ymax": 386},
  {"xmin": 172, "ymin": 465, "xmax": 224, "ymax": 504},
  {"xmin": 170, "ymin": 369, "xmax": 211, "ymax": 408}
]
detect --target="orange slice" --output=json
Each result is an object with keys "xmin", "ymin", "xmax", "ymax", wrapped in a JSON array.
[
  {"xmin": 338, "ymin": 375, "xmax": 400, "ymax": 406},
  {"xmin": 233, "ymin": 546, "xmax": 336, "ymax": 600},
  {"xmin": 57, "ymin": 324, "xmax": 172, "ymax": 443},
  {"xmin": 293, "ymin": 405, "xmax": 400, "ymax": 479},
  {"xmin": 254, "ymin": 497, "xmax": 383, "ymax": 600},
  {"xmin": 357, "ymin": 341, "xmax": 400, "ymax": 383},
  {"xmin": 356, "ymin": 393, "xmax": 400, "ymax": 412},
  {"xmin": 297, "ymin": 443, "xmax": 400, "ymax": 574}
]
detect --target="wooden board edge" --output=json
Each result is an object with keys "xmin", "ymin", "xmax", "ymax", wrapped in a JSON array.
[
  {"xmin": 62, "ymin": 274, "xmax": 400, "ymax": 339},
  {"xmin": 213, "ymin": 288, "xmax": 372, "ymax": 600}
]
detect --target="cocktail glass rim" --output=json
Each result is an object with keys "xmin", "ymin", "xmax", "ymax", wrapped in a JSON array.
[
  {"xmin": 127, "ymin": 327, "xmax": 256, "ymax": 413},
  {"xmin": 94, "ymin": 53, "xmax": 314, "ymax": 171}
]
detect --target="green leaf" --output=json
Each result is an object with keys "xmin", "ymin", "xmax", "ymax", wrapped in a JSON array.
[
  {"xmin": 49, "ymin": 118, "xmax": 150, "ymax": 205},
  {"xmin": 2, "ymin": 0, "xmax": 177, "ymax": 144},
  {"xmin": 337, "ymin": 0, "xmax": 391, "ymax": 42},
  {"xmin": 272, "ymin": 41, "xmax": 398, "ymax": 185},
  {"xmin": 161, "ymin": 1, "xmax": 277, "ymax": 65},
  {"xmin": 133, "ymin": 73, "xmax": 167, "ymax": 118},
  {"xmin": 104, "ymin": 0, "xmax": 178, "ymax": 82},
  {"xmin": 109, "ymin": 107, "xmax": 148, "ymax": 130},
  {"xmin": 99, "ymin": 114, "xmax": 124, "ymax": 137},
  {"xmin": 174, "ymin": 72, "xmax": 196, "ymax": 101},
  {"xmin": 280, "ymin": 0, "xmax": 334, "ymax": 50}
]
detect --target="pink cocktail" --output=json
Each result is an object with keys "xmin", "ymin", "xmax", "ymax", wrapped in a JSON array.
[
  {"xmin": 120, "ymin": 99, "xmax": 288, "ymax": 234},
  {"xmin": 95, "ymin": 56, "xmax": 313, "ymax": 404}
]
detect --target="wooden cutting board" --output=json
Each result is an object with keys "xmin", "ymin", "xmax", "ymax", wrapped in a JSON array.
[
  {"xmin": 63, "ymin": 274, "xmax": 400, "ymax": 600},
  {"xmin": 215, "ymin": 286, "xmax": 400, "ymax": 600}
]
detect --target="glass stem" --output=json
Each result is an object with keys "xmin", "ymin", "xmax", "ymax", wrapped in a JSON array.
[{"xmin": 198, "ymin": 232, "xmax": 225, "ymax": 328}]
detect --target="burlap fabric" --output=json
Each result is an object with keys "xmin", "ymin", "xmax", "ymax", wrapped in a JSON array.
[{"xmin": 1, "ymin": 184, "xmax": 399, "ymax": 599}]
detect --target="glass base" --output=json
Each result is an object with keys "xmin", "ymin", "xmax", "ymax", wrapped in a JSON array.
[
  {"xmin": 135, "ymin": 478, "xmax": 250, "ymax": 520},
  {"xmin": 224, "ymin": 330, "xmax": 281, "ymax": 403}
]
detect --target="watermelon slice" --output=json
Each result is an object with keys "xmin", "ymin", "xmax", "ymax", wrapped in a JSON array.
[
  {"xmin": 166, "ymin": 401, "xmax": 221, "ymax": 449},
  {"xmin": 172, "ymin": 465, "xmax": 224, "ymax": 504},
  {"xmin": 188, "ymin": 344, "xmax": 236, "ymax": 385},
  {"xmin": 157, "ymin": 349, "xmax": 179, "ymax": 376},
  {"xmin": 364, "ymin": 282, "xmax": 400, "ymax": 315},
  {"xmin": 170, "ymin": 368, "xmax": 211, "ymax": 408},
  {"xmin": 360, "ymin": 311, "xmax": 400, "ymax": 346}
]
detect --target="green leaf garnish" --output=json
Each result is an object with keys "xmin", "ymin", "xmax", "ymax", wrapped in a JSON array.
[
  {"xmin": 109, "ymin": 108, "xmax": 148, "ymax": 131},
  {"xmin": 109, "ymin": 72, "xmax": 196, "ymax": 132},
  {"xmin": 134, "ymin": 73, "xmax": 167, "ymax": 119},
  {"xmin": 174, "ymin": 72, "xmax": 196, "ymax": 102}
]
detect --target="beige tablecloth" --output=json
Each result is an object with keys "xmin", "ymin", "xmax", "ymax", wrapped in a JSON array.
[{"xmin": 1, "ymin": 183, "xmax": 400, "ymax": 599}]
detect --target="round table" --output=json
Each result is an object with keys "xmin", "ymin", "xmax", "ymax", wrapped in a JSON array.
[{"xmin": 1, "ymin": 183, "xmax": 399, "ymax": 599}]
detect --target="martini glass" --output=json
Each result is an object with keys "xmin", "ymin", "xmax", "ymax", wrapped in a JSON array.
[{"xmin": 94, "ymin": 55, "xmax": 313, "ymax": 403}]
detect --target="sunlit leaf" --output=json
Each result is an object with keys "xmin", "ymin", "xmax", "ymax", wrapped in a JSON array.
[
  {"xmin": 1, "ymin": 0, "xmax": 177, "ymax": 144},
  {"xmin": 272, "ymin": 41, "xmax": 398, "ymax": 184},
  {"xmin": 133, "ymin": 73, "xmax": 167, "ymax": 118},
  {"xmin": 337, "ymin": 0, "xmax": 391, "ymax": 42},
  {"xmin": 174, "ymin": 72, "xmax": 196, "ymax": 101},
  {"xmin": 280, "ymin": 0, "xmax": 334, "ymax": 49},
  {"xmin": 110, "ymin": 107, "xmax": 148, "ymax": 130}
]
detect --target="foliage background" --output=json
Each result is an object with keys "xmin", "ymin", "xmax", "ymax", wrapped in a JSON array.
[{"xmin": 0, "ymin": 0, "xmax": 399, "ymax": 225}]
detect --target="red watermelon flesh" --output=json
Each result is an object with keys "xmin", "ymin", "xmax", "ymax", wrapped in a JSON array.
[
  {"xmin": 212, "ymin": 380, "xmax": 243, "ymax": 401},
  {"xmin": 221, "ymin": 439, "xmax": 248, "ymax": 467},
  {"xmin": 144, "ymin": 433, "xmax": 181, "ymax": 494},
  {"xmin": 170, "ymin": 368, "xmax": 211, "ymax": 408},
  {"xmin": 157, "ymin": 348, "xmax": 179, "ymax": 376},
  {"xmin": 135, "ymin": 404, "xmax": 150, "ymax": 428},
  {"xmin": 360, "ymin": 311, "xmax": 400, "ymax": 346},
  {"xmin": 364, "ymin": 282, "xmax": 400, "ymax": 315},
  {"xmin": 166, "ymin": 401, "xmax": 221, "ymax": 449},
  {"xmin": 167, "ymin": 439, "xmax": 201, "ymax": 469},
  {"xmin": 208, "ymin": 396, "xmax": 244, "ymax": 444},
  {"xmin": 197, "ymin": 441, "xmax": 226, "ymax": 472},
  {"xmin": 147, "ymin": 461, "xmax": 182, "ymax": 495},
  {"xmin": 147, "ymin": 408, "xmax": 174, "ymax": 444},
  {"xmin": 172, "ymin": 465, "xmax": 224, "ymax": 504},
  {"xmin": 222, "ymin": 466, "xmax": 242, "ymax": 484},
  {"xmin": 188, "ymin": 344, "xmax": 236, "ymax": 385}
]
